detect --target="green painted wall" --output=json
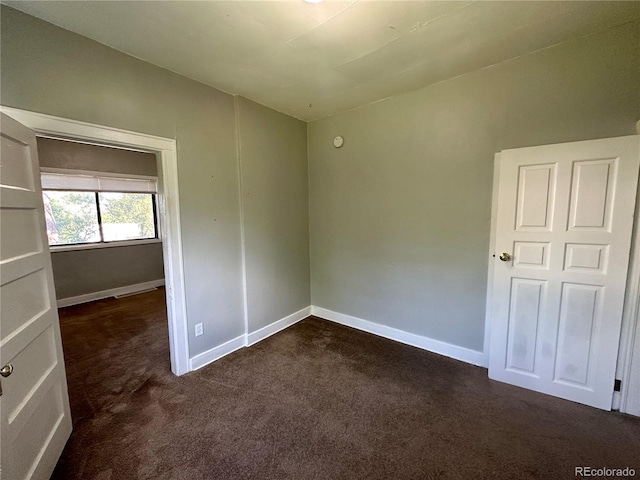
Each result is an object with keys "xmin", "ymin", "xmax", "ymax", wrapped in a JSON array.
[
  {"xmin": 37, "ymin": 137, "xmax": 158, "ymax": 176},
  {"xmin": 308, "ymin": 21, "xmax": 640, "ymax": 352},
  {"xmin": 1, "ymin": 6, "xmax": 310, "ymax": 357},
  {"xmin": 51, "ymin": 244, "xmax": 165, "ymax": 300},
  {"xmin": 237, "ymin": 98, "xmax": 310, "ymax": 332}
]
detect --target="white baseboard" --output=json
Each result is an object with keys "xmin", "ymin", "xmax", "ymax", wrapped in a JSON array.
[
  {"xmin": 311, "ymin": 306, "xmax": 487, "ymax": 367},
  {"xmin": 246, "ymin": 306, "xmax": 311, "ymax": 346},
  {"xmin": 57, "ymin": 279, "xmax": 165, "ymax": 308},
  {"xmin": 189, "ymin": 306, "xmax": 312, "ymax": 372},
  {"xmin": 189, "ymin": 334, "xmax": 245, "ymax": 371},
  {"xmin": 187, "ymin": 305, "xmax": 488, "ymax": 373}
]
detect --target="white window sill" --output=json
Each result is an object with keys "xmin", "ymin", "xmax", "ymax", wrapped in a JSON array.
[{"xmin": 49, "ymin": 238, "xmax": 162, "ymax": 253}]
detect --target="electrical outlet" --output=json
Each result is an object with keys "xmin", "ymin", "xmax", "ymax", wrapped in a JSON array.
[{"xmin": 195, "ymin": 323, "xmax": 204, "ymax": 337}]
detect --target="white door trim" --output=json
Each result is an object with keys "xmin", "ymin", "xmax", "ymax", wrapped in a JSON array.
[
  {"xmin": 618, "ymin": 197, "xmax": 640, "ymax": 415},
  {"xmin": 483, "ymin": 153, "xmax": 502, "ymax": 366},
  {"xmin": 617, "ymin": 126, "xmax": 640, "ymax": 415},
  {"xmin": 0, "ymin": 106, "xmax": 191, "ymax": 376}
]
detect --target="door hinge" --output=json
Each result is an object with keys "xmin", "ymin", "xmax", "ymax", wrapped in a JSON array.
[{"xmin": 614, "ymin": 379, "xmax": 622, "ymax": 392}]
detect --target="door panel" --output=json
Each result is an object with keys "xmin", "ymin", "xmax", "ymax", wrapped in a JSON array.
[
  {"xmin": 568, "ymin": 158, "xmax": 615, "ymax": 230},
  {"xmin": 1, "ymin": 269, "xmax": 49, "ymax": 338},
  {"xmin": 12, "ymin": 382, "xmax": 65, "ymax": 480},
  {"xmin": 1, "ymin": 134, "xmax": 35, "ymax": 190},
  {"xmin": 0, "ymin": 113, "xmax": 72, "ymax": 480},
  {"xmin": 506, "ymin": 278, "xmax": 546, "ymax": 375},
  {"xmin": 554, "ymin": 283, "xmax": 602, "ymax": 386},
  {"xmin": 490, "ymin": 135, "xmax": 640, "ymax": 410},
  {"xmin": 0, "ymin": 208, "xmax": 42, "ymax": 260},
  {"xmin": 564, "ymin": 244, "xmax": 608, "ymax": 273},
  {"xmin": 513, "ymin": 242, "xmax": 549, "ymax": 269},
  {"xmin": 516, "ymin": 163, "xmax": 556, "ymax": 231}
]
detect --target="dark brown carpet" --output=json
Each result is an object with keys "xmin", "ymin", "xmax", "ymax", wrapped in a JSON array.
[{"xmin": 52, "ymin": 288, "xmax": 640, "ymax": 480}]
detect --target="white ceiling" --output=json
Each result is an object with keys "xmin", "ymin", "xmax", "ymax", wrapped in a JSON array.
[{"xmin": 6, "ymin": 1, "xmax": 640, "ymax": 121}]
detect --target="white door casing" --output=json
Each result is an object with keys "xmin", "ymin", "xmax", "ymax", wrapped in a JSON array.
[
  {"xmin": 0, "ymin": 113, "xmax": 72, "ymax": 479},
  {"xmin": 489, "ymin": 135, "xmax": 640, "ymax": 410},
  {"xmin": 0, "ymin": 105, "xmax": 189, "ymax": 377}
]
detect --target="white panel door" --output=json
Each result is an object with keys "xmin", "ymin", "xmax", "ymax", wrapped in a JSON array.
[
  {"xmin": 0, "ymin": 113, "xmax": 72, "ymax": 479},
  {"xmin": 489, "ymin": 135, "xmax": 640, "ymax": 410}
]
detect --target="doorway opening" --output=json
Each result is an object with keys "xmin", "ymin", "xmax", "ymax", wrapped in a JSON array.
[
  {"xmin": 36, "ymin": 136, "xmax": 173, "ymax": 431},
  {"xmin": 1, "ymin": 106, "xmax": 190, "ymax": 376}
]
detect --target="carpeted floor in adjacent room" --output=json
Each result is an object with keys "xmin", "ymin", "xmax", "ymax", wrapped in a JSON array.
[{"xmin": 52, "ymin": 288, "xmax": 640, "ymax": 480}]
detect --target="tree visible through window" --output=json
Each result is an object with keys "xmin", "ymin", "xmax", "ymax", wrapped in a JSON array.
[
  {"xmin": 99, "ymin": 192, "xmax": 156, "ymax": 241},
  {"xmin": 43, "ymin": 190, "xmax": 157, "ymax": 246},
  {"xmin": 43, "ymin": 191, "xmax": 100, "ymax": 245}
]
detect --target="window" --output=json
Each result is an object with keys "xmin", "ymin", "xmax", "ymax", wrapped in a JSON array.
[
  {"xmin": 43, "ymin": 191, "xmax": 101, "ymax": 245},
  {"xmin": 98, "ymin": 192, "xmax": 156, "ymax": 242},
  {"xmin": 41, "ymin": 171, "xmax": 158, "ymax": 247}
]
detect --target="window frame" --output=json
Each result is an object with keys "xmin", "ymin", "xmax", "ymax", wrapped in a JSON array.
[
  {"xmin": 49, "ymin": 237, "xmax": 162, "ymax": 253},
  {"xmin": 41, "ymin": 168, "xmax": 161, "ymax": 252}
]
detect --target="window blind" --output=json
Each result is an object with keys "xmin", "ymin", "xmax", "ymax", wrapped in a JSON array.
[{"xmin": 41, "ymin": 172, "xmax": 157, "ymax": 194}]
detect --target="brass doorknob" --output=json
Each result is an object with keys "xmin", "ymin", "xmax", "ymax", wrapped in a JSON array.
[
  {"xmin": 0, "ymin": 364, "xmax": 13, "ymax": 378},
  {"xmin": 499, "ymin": 253, "xmax": 511, "ymax": 262}
]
